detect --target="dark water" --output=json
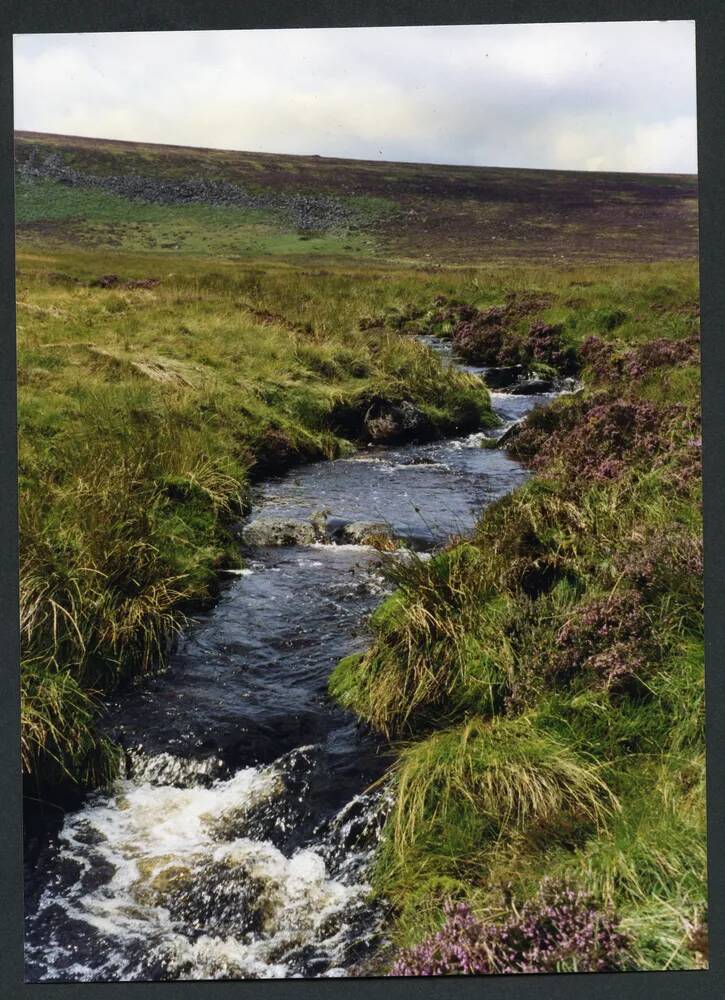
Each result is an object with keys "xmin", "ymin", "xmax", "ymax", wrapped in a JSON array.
[{"xmin": 23, "ymin": 342, "xmax": 556, "ymax": 982}]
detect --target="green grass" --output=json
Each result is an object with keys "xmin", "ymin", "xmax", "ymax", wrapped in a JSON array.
[{"xmin": 15, "ymin": 178, "xmax": 380, "ymax": 258}]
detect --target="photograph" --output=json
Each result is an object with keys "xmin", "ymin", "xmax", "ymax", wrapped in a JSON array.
[{"xmin": 14, "ymin": 19, "xmax": 706, "ymax": 982}]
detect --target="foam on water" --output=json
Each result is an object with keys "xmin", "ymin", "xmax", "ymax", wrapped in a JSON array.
[{"xmin": 25, "ymin": 748, "xmax": 388, "ymax": 982}]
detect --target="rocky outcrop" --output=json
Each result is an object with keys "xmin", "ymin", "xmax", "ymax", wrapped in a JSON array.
[
  {"xmin": 241, "ymin": 517, "xmax": 321, "ymax": 547},
  {"xmin": 17, "ymin": 149, "xmax": 358, "ymax": 233}
]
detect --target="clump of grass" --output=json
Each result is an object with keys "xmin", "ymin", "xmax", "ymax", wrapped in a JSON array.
[
  {"xmin": 388, "ymin": 716, "xmax": 617, "ymax": 851},
  {"xmin": 21, "ymin": 662, "xmax": 121, "ymax": 788},
  {"xmin": 330, "ymin": 544, "xmax": 514, "ymax": 734}
]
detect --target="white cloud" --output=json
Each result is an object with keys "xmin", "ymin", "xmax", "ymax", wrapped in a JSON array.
[{"xmin": 13, "ymin": 21, "xmax": 697, "ymax": 173}]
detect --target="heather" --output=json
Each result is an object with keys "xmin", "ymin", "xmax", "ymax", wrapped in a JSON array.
[
  {"xmin": 330, "ymin": 264, "xmax": 705, "ymax": 971},
  {"xmin": 390, "ymin": 882, "xmax": 630, "ymax": 976}
]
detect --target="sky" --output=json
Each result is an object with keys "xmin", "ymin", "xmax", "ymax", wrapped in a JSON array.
[{"xmin": 13, "ymin": 21, "xmax": 697, "ymax": 174}]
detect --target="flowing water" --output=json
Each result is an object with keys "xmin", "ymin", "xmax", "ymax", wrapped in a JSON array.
[{"xmin": 24, "ymin": 341, "xmax": 558, "ymax": 982}]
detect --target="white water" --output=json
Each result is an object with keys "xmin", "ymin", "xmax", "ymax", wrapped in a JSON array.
[{"xmin": 26, "ymin": 748, "xmax": 388, "ymax": 981}]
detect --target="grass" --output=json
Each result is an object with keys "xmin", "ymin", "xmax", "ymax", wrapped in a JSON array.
[
  {"xmin": 16, "ymin": 246, "xmax": 497, "ymax": 798},
  {"xmin": 329, "ymin": 265, "xmax": 705, "ymax": 970},
  {"xmin": 15, "ymin": 178, "xmax": 381, "ymax": 258}
]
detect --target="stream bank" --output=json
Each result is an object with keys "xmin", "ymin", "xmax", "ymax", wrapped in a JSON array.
[{"xmin": 24, "ymin": 345, "xmax": 558, "ymax": 982}]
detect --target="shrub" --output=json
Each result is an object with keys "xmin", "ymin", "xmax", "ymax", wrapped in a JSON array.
[
  {"xmin": 389, "ymin": 880, "xmax": 630, "ymax": 975},
  {"xmin": 550, "ymin": 590, "xmax": 654, "ymax": 693}
]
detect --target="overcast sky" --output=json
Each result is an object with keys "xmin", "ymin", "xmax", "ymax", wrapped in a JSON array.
[{"xmin": 13, "ymin": 22, "xmax": 697, "ymax": 174}]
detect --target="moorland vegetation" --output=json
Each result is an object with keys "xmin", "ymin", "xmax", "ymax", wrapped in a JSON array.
[{"xmin": 15, "ymin": 132, "xmax": 704, "ymax": 972}]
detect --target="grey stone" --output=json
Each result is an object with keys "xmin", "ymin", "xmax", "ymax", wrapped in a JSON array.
[
  {"xmin": 333, "ymin": 521, "xmax": 392, "ymax": 545},
  {"xmin": 502, "ymin": 378, "xmax": 554, "ymax": 396},
  {"xmin": 241, "ymin": 517, "xmax": 318, "ymax": 547}
]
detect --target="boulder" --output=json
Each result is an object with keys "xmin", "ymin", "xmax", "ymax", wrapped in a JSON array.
[
  {"xmin": 364, "ymin": 400, "xmax": 431, "ymax": 443},
  {"xmin": 482, "ymin": 364, "xmax": 525, "ymax": 390},
  {"xmin": 241, "ymin": 517, "xmax": 318, "ymax": 547},
  {"xmin": 332, "ymin": 521, "xmax": 393, "ymax": 546},
  {"xmin": 496, "ymin": 423, "xmax": 523, "ymax": 448}
]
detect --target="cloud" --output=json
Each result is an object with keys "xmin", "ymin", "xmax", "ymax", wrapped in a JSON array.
[{"xmin": 13, "ymin": 21, "xmax": 697, "ymax": 173}]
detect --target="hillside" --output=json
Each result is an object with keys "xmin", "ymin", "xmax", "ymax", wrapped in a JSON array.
[{"xmin": 15, "ymin": 131, "xmax": 698, "ymax": 264}]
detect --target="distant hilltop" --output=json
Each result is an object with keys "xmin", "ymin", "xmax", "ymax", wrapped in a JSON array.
[{"xmin": 14, "ymin": 131, "xmax": 699, "ymax": 264}]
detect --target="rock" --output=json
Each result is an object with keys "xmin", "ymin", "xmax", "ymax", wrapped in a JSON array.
[
  {"xmin": 309, "ymin": 508, "xmax": 331, "ymax": 538},
  {"xmin": 482, "ymin": 364, "xmax": 525, "ymax": 390},
  {"xmin": 496, "ymin": 423, "xmax": 523, "ymax": 448},
  {"xmin": 502, "ymin": 378, "xmax": 554, "ymax": 395},
  {"xmin": 241, "ymin": 517, "xmax": 318, "ymax": 547},
  {"xmin": 364, "ymin": 400, "xmax": 431, "ymax": 443},
  {"xmin": 332, "ymin": 521, "xmax": 392, "ymax": 546}
]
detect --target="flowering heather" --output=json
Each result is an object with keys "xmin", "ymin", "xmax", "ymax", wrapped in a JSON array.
[
  {"xmin": 389, "ymin": 881, "xmax": 630, "ymax": 976},
  {"xmin": 579, "ymin": 335, "xmax": 622, "ymax": 380},
  {"xmin": 580, "ymin": 334, "xmax": 700, "ymax": 382},
  {"xmin": 552, "ymin": 591, "xmax": 652, "ymax": 690},
  {"xmin": 452, "ymin": 318, "xmax": 518, "ymax": 365},
  {"xmin": 615, "ymin": 529, "xmax": 703, "ymax": 608},
  {"xmin": 421, "ymin": 294, "xmax": 575, "ymax": 372},
  {"xmin": 510, "ymin": 394, "xmax": 690, "ymax": 484},
  {"xmin": 451, "ymin": 314, "xmax": 577, "ymax": 372},
  {"xmin": 528, "ymin": 321, "xmax": 579, "ymax": 375},
  {"xmin": 623, "ymin": 335, "xmax": 699, "ymax": 379}
]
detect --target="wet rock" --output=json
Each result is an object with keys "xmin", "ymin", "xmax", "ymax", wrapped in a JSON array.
[
  {"xmin": 332, "ymin": 521, "xmax": 394, "ymax": 547},
  {"xmin": 503, "ymin": 378, "xmax": 554, "ymax": 395},
  {"xmin": 137, "ymin": 857, "xmax": 273, "ymax": 937},
  {"xmin": 482, "ymin": 364, "xmax": 526, "ymax": 389},
  {"xmin": 241, "ymin": 517, "xmax": 318, "ymax": 547},
  {"xmin": 496, "ymin": 422, "xmax": 523, "ymax": 448}
]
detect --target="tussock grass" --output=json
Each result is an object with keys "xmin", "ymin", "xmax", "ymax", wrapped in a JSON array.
[{"xmin": 389, "ymin": 716, "xmax": 617, "ymax": 849}]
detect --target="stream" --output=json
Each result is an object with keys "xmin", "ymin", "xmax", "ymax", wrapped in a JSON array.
[{"xmin": 24, "ymin": 339, "xmax": 559, "ymax": 982}]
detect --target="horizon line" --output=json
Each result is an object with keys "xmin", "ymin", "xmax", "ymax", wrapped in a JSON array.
[{"xmin": 13, "ymin": 129, "xmax": 699, "ymax": 180}]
